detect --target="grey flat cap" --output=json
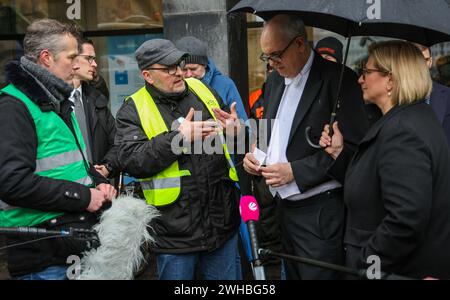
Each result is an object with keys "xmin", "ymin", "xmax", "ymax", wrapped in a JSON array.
[{"xmin": 135, "ymin": 39, "xmax": 188, "ymax": 70}]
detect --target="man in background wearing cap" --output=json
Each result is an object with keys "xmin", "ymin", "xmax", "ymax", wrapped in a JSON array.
[
  {"xmin": 176, "ymin": 36, "xmax": 248, "ymax": 122},
  {"xmin": 115, "ymin": 39, "xmax": 243, "ymax": 280},
  {"xmin": 315, "ymin": 37, "xmax": 343, "ymax": 64}
]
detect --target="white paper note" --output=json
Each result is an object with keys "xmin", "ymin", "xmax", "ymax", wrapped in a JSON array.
[{"xmin": 253, "ymin": 147, "xmax": 267, "ymax": 169}]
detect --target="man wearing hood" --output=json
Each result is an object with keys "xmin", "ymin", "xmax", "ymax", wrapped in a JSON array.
[
  {"xmin": 0, "ymin": 19, "xmax": 116, "ymax": 280},
  {"xmin": 176, "ymin": 36, "xmax": 248, "ymax": 122}
]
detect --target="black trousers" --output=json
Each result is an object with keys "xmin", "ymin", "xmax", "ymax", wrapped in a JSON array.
[{"xmin": 278, "ymin": 189, "xmax": 345, "ymax": 280}]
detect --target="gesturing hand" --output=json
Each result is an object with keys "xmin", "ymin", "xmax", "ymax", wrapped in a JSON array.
[
  {"xmin": 178, "ymin": 108, "xmax": 218, "ymax": 142},
  {"xmin": 213, "ymin": 102, "xmax": 241, "ymax": 137}
]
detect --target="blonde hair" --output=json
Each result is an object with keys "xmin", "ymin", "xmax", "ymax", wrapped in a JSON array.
[{"xmin": 368, "ymin": 40, "xmax": 432, "ymax": 106}]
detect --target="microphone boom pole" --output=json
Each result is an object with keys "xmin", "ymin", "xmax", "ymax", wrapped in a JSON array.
[
  {"xmin": 0, "ymin": 227, "xmax": 70, "ymax": 237},
  {"xmin": 259, "ymin": 249, "xmax": 413, "ymax": 280},
  {"xmin": 247, "ymin": 220, "xmax": 266, "ymax": 280},
  {"xmin": 0, "ymin": 227, "xmax": 99, "ymax": 249},
  {"xmin": 240, "ymin": 196, "xmax": 266, "ymax": 280}
]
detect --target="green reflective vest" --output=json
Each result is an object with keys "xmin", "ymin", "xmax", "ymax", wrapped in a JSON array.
[
  {"xmin": 128, "ymin": 78, "xmax": 238, "ymax": 207},
  {"xmin": 0, "ymin": 84, "xmax": 93, "ymax": 227}
]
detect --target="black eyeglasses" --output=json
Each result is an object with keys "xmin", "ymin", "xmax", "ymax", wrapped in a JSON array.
[
  {"xmin": 259, "ymin": 36, "xmax": 302, "ymax": 63},
  {"xmin": 361, "ymin": 67, "xmax": 390, "ymax": 78},
  {"xmin": 147, "ymin": 60, "xmax": 186, "ymax": 75},
  {"xmin": 78, "ymin": 55, "xmax": 96, "ymax": 64}
]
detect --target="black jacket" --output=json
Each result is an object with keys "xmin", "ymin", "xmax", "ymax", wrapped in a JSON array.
[
  {"xmin": 88, "ymin": 74, "xmax": 110, "ymax": 99},
  {"xmin": 430, "ymin": 81, "xmax": 450, "ymax": 147},
  {"xmin": 331, "ymin": 102, "xmax": 450, "ymax": 279},
  {"xmin": 262, "ymin": 53, "xmax": 369, "ymax": 192},
  {"xmin": 81, "ymin": 82, "xmax": 120, "ymax": 177},
  {"xmin": 0, "ymin": 61, "xmax": 107, "ymax": 277},
  {"xmin": 115, "ymin": 83, "xmax": 240, "ymax": 253}
]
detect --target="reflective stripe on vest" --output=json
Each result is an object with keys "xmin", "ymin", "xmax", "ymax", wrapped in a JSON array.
[
  {"xmin": 0, "ymin": 85, "xmax": 92, "ymax": 227},
  {"xmin": 140, "ymin": 169, "xmax": 191, "ymax": 191},
  {"xmin": 36, "ymin": 149, "xmax": 84, "ymax": 173},
  {"xmin": 141, "ymin": 177, "xmax": 180, "ymax": 190},
  {"xmin": 128, "ymin": 78, "xmax": 237, "ymax": 206}
]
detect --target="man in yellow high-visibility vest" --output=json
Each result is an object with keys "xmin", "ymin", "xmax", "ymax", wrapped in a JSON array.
[{"xmin": 115, "ymin": 39, "xmax": 244, "ymax": 280}]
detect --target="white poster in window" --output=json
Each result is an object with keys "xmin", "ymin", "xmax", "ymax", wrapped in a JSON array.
[{"xmin": 106, "ymin": 34, "xmax": 162, "ymax": 116}]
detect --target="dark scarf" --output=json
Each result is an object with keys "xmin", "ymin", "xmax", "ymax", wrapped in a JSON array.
[{"xmin": 20, "ymin": 56, "xmax": 73, "ymax": 112}]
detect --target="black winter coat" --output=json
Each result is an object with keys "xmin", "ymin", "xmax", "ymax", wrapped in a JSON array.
[
  {"xmin": 81, "ymin": 82, "xmax": 120, "ymax": 177},
  {"xmin": 0, "ymin": 61, "xmax": 108, "ymax": 277},
  {"xmin": 330, "ymin": 102, "xmax": 450, "ymax": 279},
  {"xmin": 115, "ymin": 83, "xmax": 240, "ymax": 253}
]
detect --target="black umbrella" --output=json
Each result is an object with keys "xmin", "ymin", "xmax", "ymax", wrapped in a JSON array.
[
  {"xmin": 230, "ymin": 0, "xmax": 450, "ymax": 46},
  {"xmin": 230, "ymin": 0, "xmax": 450, "ymax": 147}
]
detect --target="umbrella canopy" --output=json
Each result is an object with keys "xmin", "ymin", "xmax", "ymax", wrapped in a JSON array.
[{"xmin": 230, "ymin": 0, "xmax": 450, "ymax": 46}]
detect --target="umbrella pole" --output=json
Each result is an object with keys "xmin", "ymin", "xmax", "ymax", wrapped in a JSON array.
[
  {"xmin": 305, "ymin": 35, "xmax": 352, "ymax": 149},
  {"xmin": 329, "ymin": 35, "xmax": 353, "ymax": 134}
]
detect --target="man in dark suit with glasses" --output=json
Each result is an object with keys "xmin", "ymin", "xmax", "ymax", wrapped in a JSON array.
[{"xmin": 244, "ymin": 14, "xmax": 369, "ymax": 280}]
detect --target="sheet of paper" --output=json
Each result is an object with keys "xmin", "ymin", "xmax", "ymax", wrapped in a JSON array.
[{"xmin": 253, "ymin": 147, "xmax": 267, "ymax": 168}]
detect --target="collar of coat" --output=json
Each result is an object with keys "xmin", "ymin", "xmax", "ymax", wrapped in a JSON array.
[
  {"xmin": 360, "ymin": 101, "xmax": 427, "ymax": 145},
  {"xmin": 4, "ymin": 59, "xmax": 73, "ymax": 112},
  {"xmin": 81, "ymin": 81, "xmax": 109, "ymax": 109}
]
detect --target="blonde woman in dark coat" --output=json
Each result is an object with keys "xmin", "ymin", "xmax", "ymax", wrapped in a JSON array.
[{"xmin": 320, "ymin": 41, "xmax": 450, "ymax": 279}]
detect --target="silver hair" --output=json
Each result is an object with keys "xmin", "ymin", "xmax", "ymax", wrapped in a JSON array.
[
  {"xmin": 268, "ymin": 14, "xmax": 308, "ymax": 41},
  {"xmin": 23, "ymin": 19, "xmax": 81, "ymax": 62}
]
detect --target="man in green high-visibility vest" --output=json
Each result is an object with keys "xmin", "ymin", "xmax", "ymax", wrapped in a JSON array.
[
  {"xmin": 115, "ymin": 39, "xmax": 245, "ymax": 280},
  {"xmin": 0, "ymin": 19, "xmax": 116, "ymax": 280}
]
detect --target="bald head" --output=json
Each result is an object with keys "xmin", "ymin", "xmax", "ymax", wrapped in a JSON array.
[
  {"xmin": 262, "ymin": 14, "xmax": 308, "ymax": 43},
  {"xmin": 260, "ymin": 14, "xmax": 311, "ymax": 78}
]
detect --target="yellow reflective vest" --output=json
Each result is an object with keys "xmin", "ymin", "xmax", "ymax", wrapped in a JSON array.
[{"xmin": 127, "ymin": 78, "xmax": 238, "ymax": 207}]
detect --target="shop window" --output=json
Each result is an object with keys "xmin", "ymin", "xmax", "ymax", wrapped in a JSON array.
[
  {"xmin": 89, "ymin": 33, "xmax": 163, "ymax": 116},
  {"xmin": 0, "ymin": 0, "xmax": 49, "ymax": 34},
  {"xmin": 96, "ymin": 0, "xmax": 162, "ymax": 30},
  {"xmin": 0, "ymin": 0, "xmax": 163, "ymax": 34}
]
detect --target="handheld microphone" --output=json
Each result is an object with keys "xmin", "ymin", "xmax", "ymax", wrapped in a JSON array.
[{"xmin": 240, "ymin": 195, "xmax": 266, "ymax": 280}]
